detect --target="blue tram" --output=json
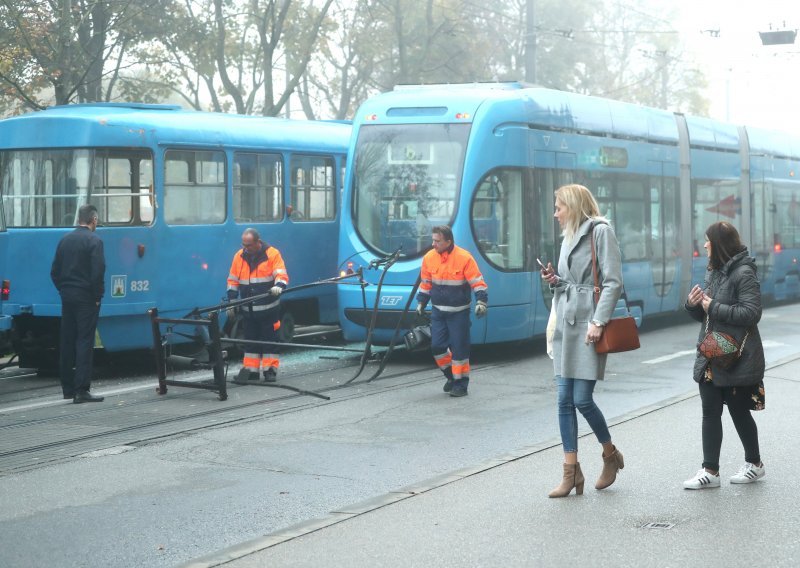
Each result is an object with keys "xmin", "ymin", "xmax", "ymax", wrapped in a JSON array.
[
  {"xmin": 0, "ymin": 103, "xmax": 350, "ymax": 368},
  {"xmin": 336, "ymin": 83, "xmax": 800, "ymax": 345}
]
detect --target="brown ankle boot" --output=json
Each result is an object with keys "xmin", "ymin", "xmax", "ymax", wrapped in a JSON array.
[
  {"xmin": 595, "ymin": 446, "xmax": 624, "ymax": 490},
  {"xmin": 548, "ymin": 463, "xmax": 585, "ymax": 498}
]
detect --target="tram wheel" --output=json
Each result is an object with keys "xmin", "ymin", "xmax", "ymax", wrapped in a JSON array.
[
  {"xmin": 278, "ymin": 312, "xmax": 295, "ymax": 343},
  {"xmin": 223, "ymin": 316, "xmax": 245, "ymax": 359}
]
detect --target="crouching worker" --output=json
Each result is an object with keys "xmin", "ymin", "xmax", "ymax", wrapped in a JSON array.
[
  {"xmin": 227, "ymin": 228, "xmax": 289, "ymax": 382},
  {"xmin": 416, "ymin": 225, "xmax": 488, "ymax": 397}
]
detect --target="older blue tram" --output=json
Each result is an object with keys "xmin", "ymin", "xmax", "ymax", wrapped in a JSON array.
[{"xmin": 0, "ymin": 104, "xmax": 349, "ymax": 368}]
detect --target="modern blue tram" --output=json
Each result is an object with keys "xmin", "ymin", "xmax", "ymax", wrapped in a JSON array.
[
  {"xmin": 336, "ymin": 83, "xmax": 800, "ymax": 345},
  {"xmin": 0, "ymin": 103, "xmax": 350, "ymax": 368}
]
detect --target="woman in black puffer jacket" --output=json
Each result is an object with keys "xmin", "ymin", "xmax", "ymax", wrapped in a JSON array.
[{"xmin": 683, "ymin": 221, "xmax": 766, "ymax": 490}]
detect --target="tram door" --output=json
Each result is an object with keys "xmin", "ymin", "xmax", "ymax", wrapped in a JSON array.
[
  {"xmin": 648, "ymin": 161, "xmax": 679, "ymax": 311},
  {"xmin": 530, "ymin": 152, "xmax": 575, "ymax": 335},
  {"xmin": 750, "ymin": 172, "xmax": 775, "ymax": 288}
]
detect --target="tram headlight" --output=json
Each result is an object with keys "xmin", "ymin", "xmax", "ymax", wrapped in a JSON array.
[{"xmin": 1, "ymin": 279, "xmax": 9, "ymax": 300}]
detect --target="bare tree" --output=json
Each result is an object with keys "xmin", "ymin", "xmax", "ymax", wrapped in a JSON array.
[{"xmin": 0, "ymin": 0, "xmax": 162, "ymax": 110}]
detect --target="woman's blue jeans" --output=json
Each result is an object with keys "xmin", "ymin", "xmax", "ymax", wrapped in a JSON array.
[{"xmin": 557, "ymin": 376, "xmax": 612, "ymax": 453}]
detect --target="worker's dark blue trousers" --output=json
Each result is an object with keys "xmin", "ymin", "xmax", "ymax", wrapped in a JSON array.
[{"xmin": 430, "ymin": 307, "xmax": 471, "ymax": 379}]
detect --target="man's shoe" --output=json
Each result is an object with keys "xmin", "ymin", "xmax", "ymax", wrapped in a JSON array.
[
  {"xmin": 449, "ymin": 378, "xmax": 469, "ymax": 397},
  {"xmin": 263, "ymin": 369, "xmax": 277, "ymax": 383},
  {"xmin": 73, "ymin": 392, "xmax": 104, "ymax": 404},
  {"xmin": 234, "ymin": 368, "xmax": 251, "ymax": 384}
]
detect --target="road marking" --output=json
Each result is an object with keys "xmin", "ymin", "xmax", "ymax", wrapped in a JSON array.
[
  {"xmin": 0, "ymin": 381, "xmax": 209, "ymax": 415},
  {"xmin": 643, "ymin": 340, "xmax": 786, "ymax": 365},
  {"xmin": 642, "ymin": 350, "xmax": 696, "ymax": 364}
]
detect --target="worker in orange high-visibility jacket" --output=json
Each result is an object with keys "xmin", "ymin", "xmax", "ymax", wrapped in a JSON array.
[
  {"xmin": 416, "ymin": 225, "xmax": 488, "ymax": 397},
  {"xmin": 227, "ymin": 228, "xmax": 289, "ymax": 383}
]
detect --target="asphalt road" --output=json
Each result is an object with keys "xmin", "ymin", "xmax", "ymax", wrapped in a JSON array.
[{"xmin": 0, "ymin": 304, "xmax": 798, "ymax": 567}]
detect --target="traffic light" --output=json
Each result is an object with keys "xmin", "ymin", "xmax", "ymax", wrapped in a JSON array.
[{"xmin": 759, "ymin": 30, "xmax": 797, "ymax": 45}]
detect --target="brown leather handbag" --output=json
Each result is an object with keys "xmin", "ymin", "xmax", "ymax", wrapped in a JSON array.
[{"xmin": 590, "ymin": 227, "xmax": 640, "ymax": 354}]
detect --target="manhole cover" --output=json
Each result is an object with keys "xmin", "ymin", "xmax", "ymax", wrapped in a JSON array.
[{"xmin": 642, "ymin": 522, "xmax": 675, "ymax": 530}]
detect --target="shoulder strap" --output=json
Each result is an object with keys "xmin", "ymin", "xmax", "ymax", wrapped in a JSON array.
[{"xmin": 590, "ymin": 226, "xmax": 601, "ymax": 305}]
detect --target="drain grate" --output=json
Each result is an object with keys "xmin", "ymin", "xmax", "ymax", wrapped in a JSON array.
[{"xmin": 642, "ymin": 522, "xmax": 675, "ymax": 530}]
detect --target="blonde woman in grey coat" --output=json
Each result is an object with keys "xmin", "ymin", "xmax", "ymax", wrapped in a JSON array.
[{"xmin": 540, "ymin": 184, "xmax": 625, "ymax": 498}]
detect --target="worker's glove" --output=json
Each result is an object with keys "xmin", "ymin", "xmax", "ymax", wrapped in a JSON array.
[
  {"xmin": 416, "ymin": 303, "xmax": 426, "ymax": 317},
  {"xmin": 270, "ymin": 286, "xmax": 283, "ymax": 296},
  {"xmin": 474, "ymin": 301, "xmax": 488, "ymax": 319}
]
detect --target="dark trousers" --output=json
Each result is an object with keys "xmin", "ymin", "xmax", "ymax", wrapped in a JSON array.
[
  {"xmin": 241, "ymin": 312, "xmax": 281, "ymax": 373},
  {"xmin": 60, "ymin": 301, "xmax": 100, "ymax": 396},
  {"xmin": 430, "ymin": 308, "xmax": 471, "ymax": 379},
  {"xmin": 699, "ymin": 380, "xmax": 761, "ymax": 471}
]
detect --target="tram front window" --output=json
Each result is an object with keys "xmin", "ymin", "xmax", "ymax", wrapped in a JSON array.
[{"xmin": 352, "ymin": 123, "xmax": 470, "ymax": 257}]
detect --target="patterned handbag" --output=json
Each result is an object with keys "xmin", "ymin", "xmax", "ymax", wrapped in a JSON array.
[{"xmin": 698, "ymin": 316, "xmax": 749, "ymax": 369}]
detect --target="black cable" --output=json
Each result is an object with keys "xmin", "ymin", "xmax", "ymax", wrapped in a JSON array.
[{"xmin": 365, "ymin": 271, "xmax": 422, "ymax": 383}]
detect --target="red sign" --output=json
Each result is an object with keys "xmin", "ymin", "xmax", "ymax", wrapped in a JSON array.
[{"xmin": 705, "ymin": 195, "xmax": 740, "ymax": 219}]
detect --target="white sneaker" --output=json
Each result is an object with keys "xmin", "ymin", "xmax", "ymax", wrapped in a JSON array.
[
  {"xmin": 683, "ymin": 468, "xmax": 721, "ymax": 489},
  {"xmin": 730, "ymin": 462, "xmax": 765, "ymax": 484}
]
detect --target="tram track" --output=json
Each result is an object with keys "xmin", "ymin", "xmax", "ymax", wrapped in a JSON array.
[
  {"xmin": 0, "ymin": 355, "xmax": 511, "ymax": 474},
  {"xmin": 0, "ymin": 325, "xmax": 344, "ymax": 404},
  {"xmin": 0, "ymin": 359, "xmax": 357, "ymax": 433}
]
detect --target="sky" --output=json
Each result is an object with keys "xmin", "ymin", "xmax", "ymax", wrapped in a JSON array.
[{"xmin": 674, "ymin": 0, "xmax": 799, "ymax": 134}]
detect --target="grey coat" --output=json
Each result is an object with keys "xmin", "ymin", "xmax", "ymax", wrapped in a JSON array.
[
  {"xmin": 685, "ymin": 250, "xmax": 765, "ymax": 387},
  {"xmin": 551, "ymin": 219, "xmax": 623, "ymax": 381}
]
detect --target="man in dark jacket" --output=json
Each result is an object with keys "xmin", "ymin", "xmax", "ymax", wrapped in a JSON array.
[{"xmin": 51, "ymin": 204, "xmax": 106, "ymax": 403}]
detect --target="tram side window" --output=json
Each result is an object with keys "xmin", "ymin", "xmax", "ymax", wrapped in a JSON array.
[
  {"xmin": 90, "ymin": 151, "xmax": 154, "ymax": 226},
  {"xmin": 692, "ymin": 179, "xmax": 741, "ymax": 253},
  {"xmin": 1, "ymin": 149, "xmax": 91, "ymax": 227},
  {"xmin": 164, "ymin": 150, "xmax": 226, "ymax": 225},
  {"xmin": 579, "ymin": 172, "xmax": 649, "ymax": 261},
  {"xmin": 583, "ymin": 176, "xmax": 615, "ymax": 225},
  {"xmin": 234, "ymin": 153, "xmax": 282, "ymax": 223},
  {"xmin": 290, "ymin": 155, "xmax": 335, "ymax": 221},
  {"xmin": 773, "ymin": 182, "xmax": 800, "ymax": 249},
  {"xmin": 472, "ymin": 169, "xmax": 524, "ymax": 271},
  {"xmin": 751, "ymin": 181, "xmax": 771, "ymax": 253},
  {"xmin": 615, "ymin": 179, "xmax": 648, "ymax": 261}
]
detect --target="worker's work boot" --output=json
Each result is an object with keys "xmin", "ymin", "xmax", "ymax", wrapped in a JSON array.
[{"xmin": 449, "ymin": 378, "xmax": 469, "ymax": 397}]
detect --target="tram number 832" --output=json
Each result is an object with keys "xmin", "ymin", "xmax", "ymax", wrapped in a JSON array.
[{"xmin": 130, "ymin": 280, "xmax": 150, "ymax": 292}]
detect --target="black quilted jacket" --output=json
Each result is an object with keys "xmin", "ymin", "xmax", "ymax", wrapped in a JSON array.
[{"xmin": 685, "ymin": 250, "xmax": 765, "ymax": 386}]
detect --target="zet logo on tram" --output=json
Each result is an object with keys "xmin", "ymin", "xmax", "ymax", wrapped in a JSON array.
[{"xmin": 380, "ymin": 296, "xmax": 403, "ymax": 306}]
